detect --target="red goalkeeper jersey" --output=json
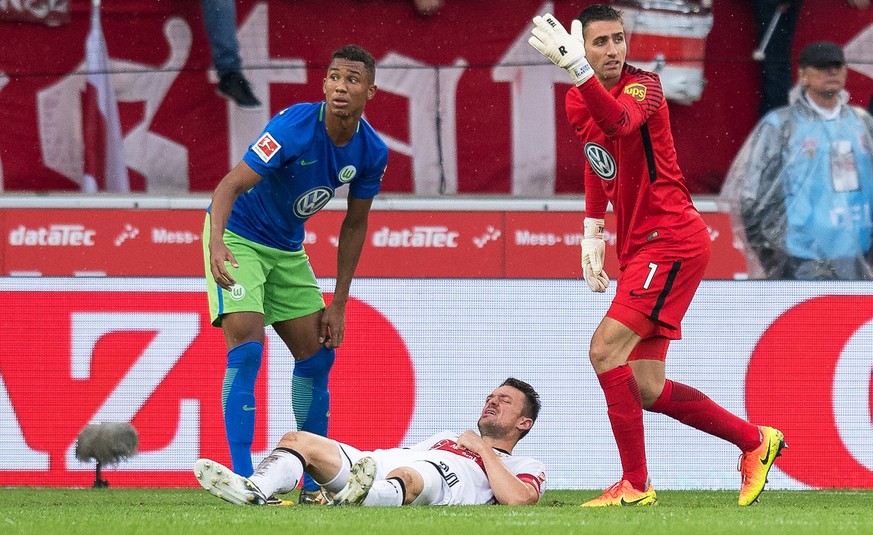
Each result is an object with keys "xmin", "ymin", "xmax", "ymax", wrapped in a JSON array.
[{"xmin": 565, "ymin": 64, "xmax": 707, "ymax": 268}]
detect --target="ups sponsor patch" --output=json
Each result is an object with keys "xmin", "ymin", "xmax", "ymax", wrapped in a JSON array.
[{"xmin": 624, "ymin": 83, "xmax": 646, "ymax": 101}]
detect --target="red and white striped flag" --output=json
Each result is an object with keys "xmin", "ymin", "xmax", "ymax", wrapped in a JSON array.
[{"xmin": 82, "ymin": 0, "xmax": 129, "ymax": 193}]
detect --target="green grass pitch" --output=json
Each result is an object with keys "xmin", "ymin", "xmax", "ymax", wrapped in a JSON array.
[{"xmin": 2, "ymin": 488, "xmax": 872, "ymax": 534}]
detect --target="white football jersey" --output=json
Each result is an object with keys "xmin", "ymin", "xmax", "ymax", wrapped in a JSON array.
[{"xmin": 369, "ymin": 431, "xmax": 547, "ymax": 505}]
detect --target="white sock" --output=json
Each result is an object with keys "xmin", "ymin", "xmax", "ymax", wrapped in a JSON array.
[
  {"xmin": 321, "ymin": 463, "xmax": 351, "ymax": 495},
  {"xmin": 361, "ymin": 479, "xmax": 404, "ymax": 507},
  {"xmin": 249, "ymin": 449, "xmax": 303, "ymax": 497}
]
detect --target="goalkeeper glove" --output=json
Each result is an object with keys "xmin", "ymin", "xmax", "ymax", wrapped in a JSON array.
[
  {"xmin": 528, "ymin": 13, "xmax": 594, "ymax": 86},
  {"xmin": 581, "ymin": 217, "xmax": 609, "ymax": 292},
  {"xmin": 570, "ymin": 19, "xmax": 584, "ymax": 43}
]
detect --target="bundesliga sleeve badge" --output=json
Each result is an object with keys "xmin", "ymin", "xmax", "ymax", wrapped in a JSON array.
[{"xmin": 252, "ymin": 132, "xmax": 281, "ymax": 163}]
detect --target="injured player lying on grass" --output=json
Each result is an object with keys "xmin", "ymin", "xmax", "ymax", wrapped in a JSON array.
[{"xmin": 194, "ymin": 378, "xmax": 547, "ymax": 506}]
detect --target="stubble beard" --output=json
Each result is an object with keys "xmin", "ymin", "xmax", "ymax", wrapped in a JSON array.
[{"xmin": 477, "ymin": 418, "xmax": 509, "ymax": 441}]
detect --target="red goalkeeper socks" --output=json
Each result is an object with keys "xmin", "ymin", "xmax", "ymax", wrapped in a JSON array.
[
  {"xmin": 648, "ymin": 380, "xmax": 760, "ymax": 452},
  {"xmin": 597, "ymin": 365, "xmax": 648, "ymax": 492}
]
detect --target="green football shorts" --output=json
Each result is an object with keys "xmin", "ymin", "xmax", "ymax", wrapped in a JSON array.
[{"xmin": 202, "ymin": 215, "xmax": 326, "ymax": 327}]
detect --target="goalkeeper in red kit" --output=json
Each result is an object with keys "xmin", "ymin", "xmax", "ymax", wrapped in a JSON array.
[{"xmin": 529, "ymin": 4, "xmax": 785, "ymax": 506}]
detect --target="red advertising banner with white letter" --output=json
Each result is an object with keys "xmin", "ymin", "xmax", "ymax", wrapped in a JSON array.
[
  {"xmin": 1, "ymin": 278, "xmax": 872, "ymax": 490},
  {"xmin": 1, "ymin": 1, "xmax": 871, "ymax": 195},
  {"xmin": 0, "ymin": 208, "xmax": 747, "ymax": 279}
]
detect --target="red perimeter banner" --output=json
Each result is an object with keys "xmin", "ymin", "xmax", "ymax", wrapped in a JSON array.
[
  {"xmin": 2, "ymin": 280, "xmax": 872, "ymax": 489},
  {"xmin": 0, "ymin": 1, "xmax": 871, "ymax": 194},
  {"xmin": 0, "ymin": 288, "xmax": 415, "ymax": 487},
  {"xmin": 0, "ymin": 208, "xmax": 748, "ymax": 279}
]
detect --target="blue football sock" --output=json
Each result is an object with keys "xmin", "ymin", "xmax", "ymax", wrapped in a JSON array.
[
  {"xmin": 222, "ymin": 340, "xmax": 263, "ymax": 477},
  {"xmin": 292, "ymin": 346, "xmax": 335, "ymax": 491}
]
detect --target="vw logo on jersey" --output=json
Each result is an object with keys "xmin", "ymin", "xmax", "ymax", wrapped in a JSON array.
[
  {"xmin": 338, "ymin": 165, "xmax": 357, "ymax": 183},
  {"xmin": 294, "ymin": 187, "xmax": 335, "ymax": 218},
  {"xmin": 584, "ymin": 142, "xmax": 617, "ymax": 180}
]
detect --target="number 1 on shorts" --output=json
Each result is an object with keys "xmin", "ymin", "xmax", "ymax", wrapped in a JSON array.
[{"xmin": 643, "ymin": 262, "xmax": 658, "ymax": 289}]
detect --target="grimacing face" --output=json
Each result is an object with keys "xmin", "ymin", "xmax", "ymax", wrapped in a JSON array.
[
  {"xmin": 323, "ymin": 58, "xmax": 376, "ymax": 119},
  {"xmin": 477, "ymin": 385, "xmax": 532, "ymax": 439},
  {"xmin": 583, "ymin": 19, "xmax": 627, "ymax": 89}
]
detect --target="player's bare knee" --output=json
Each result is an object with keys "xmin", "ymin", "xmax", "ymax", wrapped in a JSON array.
[
  {"xmin": 276, "ymin": 430, "xmax": 317, "ymax": 455},
  {"xmin": 385, "ymin": 467, "xmax": 422, "ymax": 504},
  {"xmin": 588, "ymin": 349, "xmax": 604, "ymax": 368},
  {"xmin": 275, "ymin": 431, "xmax": 299, "ymax": 450},
  {"xmin": 589, "ymin": 342, "xmax": 617, "ymax": 371}
]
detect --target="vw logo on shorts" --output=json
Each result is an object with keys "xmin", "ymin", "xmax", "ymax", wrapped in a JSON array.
[
  {"xmin": 584, "ymin": 142, "xmax": 617, "ymax": 180},
  {"xmin": 338, "ymin": 165, "xmax": 357, "ymax": 183},
  {"xmin": 294, "ymin": 187, "xmax": 335, "ymax": 218},
  {"xmin": 229, "ymin": 284, "xmax": 246, "ymax": 300}
]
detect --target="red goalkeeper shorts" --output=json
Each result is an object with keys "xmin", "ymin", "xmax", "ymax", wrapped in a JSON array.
[{"xmin": 606, "ymin": 227, "xmax": 711, "ymax": 341}]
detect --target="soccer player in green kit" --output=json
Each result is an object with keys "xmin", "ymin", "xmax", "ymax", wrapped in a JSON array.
[{"xmin": 203, "ymin": 44, "xmax": 388, "ymax": 504}]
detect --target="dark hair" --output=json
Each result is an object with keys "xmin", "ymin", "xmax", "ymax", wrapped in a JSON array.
[
  {"xmin": 576, "ymin": 3, "xmax": 624, "ymax": 35},
  {"xmin": 331, "ymin": 44, "xmax": 376, "ymax": 83},
  {"xmin": 501, "ymin": 377, "xmax": 541, "ymax": 438}
]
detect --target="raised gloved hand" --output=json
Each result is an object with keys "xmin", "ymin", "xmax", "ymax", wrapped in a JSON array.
[
  {"xmin": 581, "ymin": 217, "xmax": 609, "ymax": 292},
  {"xmin": 528, "ymin": 13, "xmax": 594, "ymax": 86}
]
